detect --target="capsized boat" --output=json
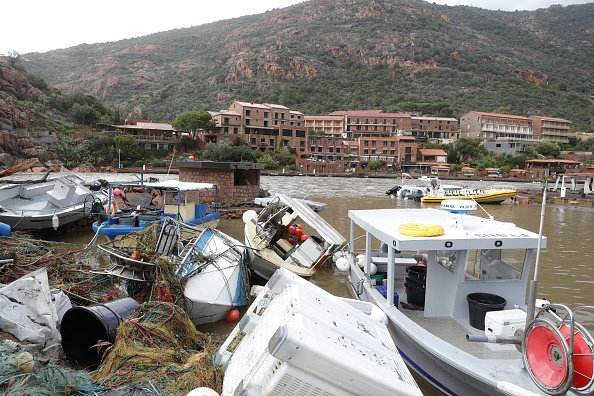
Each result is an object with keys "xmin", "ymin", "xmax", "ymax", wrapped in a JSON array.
[
  {"xmin": 421, "ymin": 184, "xmax": 517, "ymax": 204},
  {"xmin": 338, "ymin": 199, "xmax": 594, "ymax": 396},
  {"xmin": 95, "ymin": 219, "xmax": 250, "ymax": 326},
  {"xmin": 91, "ymin": 179, "xmax": 220, "ymax": 240},
  {"xmin": 0, "ymin": 169, "xmax": 106, "ymax": 230},
  {"xmin": 243, "ymin": 193, "xmax": 346, "ymax": 279},
  {"xmin": 215, "ymin": 267, "xmax": 422, "ymax": 396}
]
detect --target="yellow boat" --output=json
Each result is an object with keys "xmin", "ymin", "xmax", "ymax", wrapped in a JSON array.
[{"xmin": 421, "ymin": 186, "xmax": 517, "ymax": 204}]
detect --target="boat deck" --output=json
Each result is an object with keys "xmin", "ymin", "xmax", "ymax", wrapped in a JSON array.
[{"xmin": 408, "ymin": 315, "xmax": 522, "ymax": 360}]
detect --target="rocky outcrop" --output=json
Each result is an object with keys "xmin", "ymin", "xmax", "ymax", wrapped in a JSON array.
[{"xmin": 0, "ymin": 60, "xmax": 44, "ymax": 130}]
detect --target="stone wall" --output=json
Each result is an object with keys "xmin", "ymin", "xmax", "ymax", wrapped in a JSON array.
[{"xmin": 179, "ymin": 166, "xmax": 260, "ymax": 202}]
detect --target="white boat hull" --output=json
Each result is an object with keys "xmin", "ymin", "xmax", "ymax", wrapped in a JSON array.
[{"xmin": 176, "ymin": 228, "xmax": 249, "ymax": 325}]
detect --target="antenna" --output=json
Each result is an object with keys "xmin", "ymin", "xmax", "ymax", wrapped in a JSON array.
[{"xmin": 410, "ymin": 33, "xmax": 415, "ymax": 63}]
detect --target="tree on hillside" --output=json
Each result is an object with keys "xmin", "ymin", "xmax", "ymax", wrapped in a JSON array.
[
  {"xmin": 172, "ymin": 110, "xmax": 216, "ymax": 149},
  {"xmin": 114, "ymin": 135, "xmax": 142, "ymax": 165},
  {"xmin": 532, "ymin": 140, "xmax": 561, "ymax": 158},
  {"xmin": 452, "ymin": 138, "xmax": 486, "ymax": 164}
]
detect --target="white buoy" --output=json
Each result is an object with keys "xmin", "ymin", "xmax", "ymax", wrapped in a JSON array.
[
  {"xmin": 365, "ymin": 262, "xmax": 378, "ymax": 276},
  {"xmin": 186, "ymin": 388, "xmax": 220, "ymax": 396},
  {"xmin": 242, "ymin": 210, "xmax": 257, "ymax": 223},
  {"xmin": 356, "ymin": 254, "xmax": 366, "ymax": 268},
  {"xmin": 52, "ymin": 214, "xmax": 59, "ymax": 230},
  {"xmin": 335, "ymin": 257, "xmax": 350, "ymax": 272}
]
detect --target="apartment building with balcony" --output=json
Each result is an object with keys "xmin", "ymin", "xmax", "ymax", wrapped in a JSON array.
[
  {"xmin": 460, "ymin": 111, "xmax": 534, "ymax": 141},
  {"xmin": 209, "ymin": 109, "xmax": 242, "ymax": 145},
  {"xmin": 112, "ymin": 119, "xmax": 180, "ymax": 151},
  {"xmin": 228, "ymin": 101, "xmax": 307, "ymax": 152},
  {"xmin": 304, "ymin": 115, "xmax": 345, "ymax": 138},
  {"xmin": 529, "ymin": 115, "xmax": 570, "ymax": 144},
  {"xmin": 358, "ymin": 136, "xmax": 417, "ymax": 166},
  {"xmin": 410, "ymin": 116, "xmax": 460, "ymax": 143},
  {"xmin": 329, "ymin": 110, "xmax": 412, "ymax": 139},
  {"xmin": 308, "ymin": 135, "xmax": 348, "ymax": 161}
]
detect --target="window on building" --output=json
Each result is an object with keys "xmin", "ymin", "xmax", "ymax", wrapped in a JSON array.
[
  {"xmin": 234, "ymin": 128, "xmax": 238, "ymax": 134},
  {"xmin": 264, "ymin": 112, "xmax": 269, "ymax": 118},
  {"xmin": 246, "ymin": 119, "xmax": 250, "ymax": 126},
  {"xmin": 364, "ymin": 141, "xmax": 369, "ymax": 146},
  {"xmin": 245, "ymin": 110, "xmax": 251, "ymax": 116}
]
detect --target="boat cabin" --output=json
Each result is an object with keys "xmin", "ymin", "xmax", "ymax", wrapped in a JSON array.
[{"xmin": 348, "ymin": 202, "xmax": 545, "ymax": 322}]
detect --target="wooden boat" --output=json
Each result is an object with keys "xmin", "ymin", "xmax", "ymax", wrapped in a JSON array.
[
  {"xmin": 0, "ymin": 169, "xmax": 106, "ymax": 230},
  {"xmin": 243, "ymin": 193, "xmax": 346, "ymax": 280},
  {"xmin": 339, "ymin": 199, "xmax": 594, "ymax": 395},
  {"xmin": 421, "ymin": 184, "xmax": 517, "ymax": 204},
  {"xmin": 96, "ymin": 219, "xmax": 250, "ymax": 326},
  {"xmin": 91, "ymin": 179, "xmax": 220, "ymax": 240},
  {"xmin": 215, "ymin": 267, "xmax": 422, "ymax": 396}
]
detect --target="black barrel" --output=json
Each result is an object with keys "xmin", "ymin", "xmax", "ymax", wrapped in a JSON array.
[{"xmin": 467, "ymin": 293, "xmax": 507, "ymax": 330}]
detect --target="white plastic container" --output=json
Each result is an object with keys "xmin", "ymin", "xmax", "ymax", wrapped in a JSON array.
[{"xmin": 484, "ymin": 308, "xmax": 527, "ymax": 336}]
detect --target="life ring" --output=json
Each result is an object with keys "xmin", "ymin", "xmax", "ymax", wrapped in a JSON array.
[{"xmin": 398, "ymin": 223, "xmax": 444, "ymax": 237}]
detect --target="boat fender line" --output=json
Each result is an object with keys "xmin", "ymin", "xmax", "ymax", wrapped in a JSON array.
[{"xmin": 398, "ymin": 223, "xmax": 444, "ymax": 237}]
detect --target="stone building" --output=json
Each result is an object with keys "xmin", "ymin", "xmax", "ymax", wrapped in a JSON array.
[{"xmin": 176, "ymin": 160, "xmax": 263, "ymax": 202}]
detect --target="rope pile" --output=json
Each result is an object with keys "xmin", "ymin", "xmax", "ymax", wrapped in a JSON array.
[
  {"xmin": 91, "ymin": 301, "xmax": 223, "ymax": 395},
  {"xmin": 0, "ymin": 340, "xmax": 107, "ymax": 395}
]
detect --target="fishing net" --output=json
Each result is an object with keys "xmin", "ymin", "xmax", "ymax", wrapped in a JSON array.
[
  {"xmin": 0, "ymin": 340, "xmax": 106, "ymax": 395},
  {"xmin": 0, "ymin": 232, "xmax": 121, "ymax": 306},
  {"xmin": 91, "ymin": 301, "xmax": 223, "ymax": 395}
]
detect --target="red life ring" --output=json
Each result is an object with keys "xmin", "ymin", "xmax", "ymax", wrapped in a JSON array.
[{"xmin": 559, "ymin": 323, "xmax": 594, "ymax": 391}]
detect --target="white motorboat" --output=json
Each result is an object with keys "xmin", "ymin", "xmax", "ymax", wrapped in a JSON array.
[
  {"xmin": 0, "ymin": 169, "xmax": 106, "ymax": 230},
  {"xmin": 386, "ymin": 173, "xmax": 462, "ymax": 200},
  {"xmin": 215, "ymin": 268, "xmax": 422, "ymax": 396},
  {"xmin": 243, "ymin": 193, "xmax": 346, "ymax": 279},
  {"xmin": 339, "ymin": 199, "xmax": 594, "ymax": 396}
]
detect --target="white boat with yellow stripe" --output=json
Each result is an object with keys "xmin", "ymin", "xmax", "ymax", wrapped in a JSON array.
[{"xmin": 421, "ymin": 184, "xmax": 517, "ymax": 204}]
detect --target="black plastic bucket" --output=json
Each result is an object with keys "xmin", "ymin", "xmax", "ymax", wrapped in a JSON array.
[
  {"xmin": 405, "ymin": 281, "xmax": 426, "ymax": 307},
  {"xmin": 60, "ymin": 297, "xmax": 139, "ymax": 368},
  {"xmin": 405, "ymin": 265, "xmax": 427, "ymax": 282},
  {"xmin": 467, "ymin": 293, "xmax": 507, "ymax": 330}
]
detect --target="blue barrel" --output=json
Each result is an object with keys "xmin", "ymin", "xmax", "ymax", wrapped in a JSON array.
[
  {"xmin": 0, "ymin": 222, "xmax": 10, "ymax": 236},
  {"xmin": 60, "ymin": 297, "xmax": 139, "ymax": 369}
]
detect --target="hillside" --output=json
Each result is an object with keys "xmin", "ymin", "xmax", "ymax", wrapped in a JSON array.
[{"xmin": 21, "ymin": 0, "xmax": 594, "ymax": 129}]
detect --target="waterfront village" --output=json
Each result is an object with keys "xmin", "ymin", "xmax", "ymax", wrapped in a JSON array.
[{"xmin": 85, "ymin": 101, "xmax": 593, "ymax": 182}]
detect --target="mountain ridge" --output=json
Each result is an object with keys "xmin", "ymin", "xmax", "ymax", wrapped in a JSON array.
[{"xmin": 20, "ymin": 0, "xmax": 594, "ymax": 129}]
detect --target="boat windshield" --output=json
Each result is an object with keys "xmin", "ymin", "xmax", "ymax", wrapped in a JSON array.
[{"xmin": 464, "ymin": 249, "xmax": 526, "ymax": 281}]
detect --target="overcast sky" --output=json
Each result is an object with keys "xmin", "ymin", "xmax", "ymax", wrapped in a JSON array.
[{"xmin": 3, "ymin": 0, "xmax": 593, "ymax": 55}]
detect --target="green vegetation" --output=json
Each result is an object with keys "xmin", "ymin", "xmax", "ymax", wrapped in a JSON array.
[{"xmin": 20, "ymin": 1, "xmax": 594, "ymax": 131}]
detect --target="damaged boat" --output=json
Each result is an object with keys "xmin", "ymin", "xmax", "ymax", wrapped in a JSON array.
[
  {"xmin": 243, "ymin": 193, "xmax": 346, "ymax": 280},
  {"xmin": 95, "ymin": 219, "xmax": 250, "ymax": 325}
]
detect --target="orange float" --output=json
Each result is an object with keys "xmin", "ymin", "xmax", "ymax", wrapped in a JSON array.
[{"xmin": 226, "ymin": 309, "xmax": 240, "ymax": 322}]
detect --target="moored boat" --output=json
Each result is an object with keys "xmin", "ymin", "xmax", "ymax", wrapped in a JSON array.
[
  {"xmin": 91, "ymin": 179, "xmax": 220, "ymax": 240},
  {"xmin": 243, "ymin": 193, "xmax": 346, "ymax": 279},
  {"xmin": 338, "ymin": 199, "xmax": 594, "ymax": 396},
  {"xmin": 421, "ymin": 184, "xmax": 517, "ymax": 204},
  {"xmin": 0, "ymin": 169, "xmax": 106, "ymax": 230}
]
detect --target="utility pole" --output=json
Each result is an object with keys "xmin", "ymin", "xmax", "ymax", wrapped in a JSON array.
[{"xmin": 410, "ymin": 33, "xmax": 415, "ymax": 63}]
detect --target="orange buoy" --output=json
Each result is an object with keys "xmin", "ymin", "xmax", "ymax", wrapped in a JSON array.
[
  {"xmin": 296, "ymin": 224, "xmax": 303, "ymax": 230},
  {"xmin": 131, "ymin": 250, "xmax": 141, "ymax": 260},
  {"xmin": 287, "ymin": 226, "xmax": 296, "ymax": 235},
  {"xmin": 226, "ymin": 309, "xmax": 240, "ymax": 322},
  {"xmin": 300, "ymin": 234, "xmax": 309, "ymax": 242},
  {"xmin": 295, "ymin": 229, "xmax": 303, "ymax": 238},
  {"xmin": 189, "ymin": 156, "xmax": 195, "ymax": 161},
  {"xmin": 287, "ymin": 237, "xmax": 295, "ymax": 244}
]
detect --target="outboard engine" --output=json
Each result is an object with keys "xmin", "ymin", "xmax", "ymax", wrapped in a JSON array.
[
  {"xmin": 84, "ymin": 195, "xmax": 107, "ymax": 222},
  {"xmin": 89, "ymin": 180, "xmax": 102, "ymax": 191}
]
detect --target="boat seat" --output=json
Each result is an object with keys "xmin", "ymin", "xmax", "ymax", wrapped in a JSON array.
[
  {"xmin": 19, "ymin": 184, "xmax": 52, "ymax": 199},
  {"xmin": 280, "ymin": 212, "xmax": 298, "ymax": 227},
  {"xmin": 276, "ymin": 238, "xmax": 293, "ymax": 254},
  {"xmin": 47, "ymin": 182, "xmax": 76, "ymax": 207}
]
